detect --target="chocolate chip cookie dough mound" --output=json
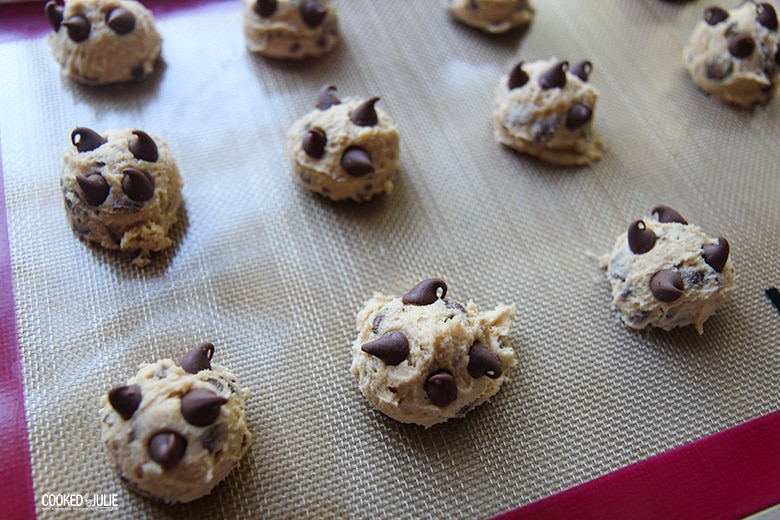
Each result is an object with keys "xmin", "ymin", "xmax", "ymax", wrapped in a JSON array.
[
  {"xmin": 494, "ymin": 58, "xmax": 604, "ymax": 166},
  {"xmin": 599, "ymin": 205, "xmax": 735, "ymax": 334},
  {"xmin": 287, "ymin": 84, "xmax": 400, "ymax": 201},
  {"xmin": 100, "ymin": 343, "xmax": 251, "ymax": 504},
  {"xmin": 683, "ymin": 2, "xmax": 780, "ymax": 108},
  {"xmin": 45, "ymin": 0, "xmax": 162, "ymax": 85},
  {"xmin": 61, "ymin": 127, "xmax": 183, "ymax": 267},
  {"xmin": 445, "ymin": 0, "xmax": 534, "ymax": 34},
  {"xmin": 243, "ymin": 0, "xmax": 339, "ymax": 59},
  {"xmin": 351, "ymin": 278, "xmax": 516, "ymax": 428}
]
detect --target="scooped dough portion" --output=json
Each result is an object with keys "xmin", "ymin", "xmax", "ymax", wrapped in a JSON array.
[
  {"xmin": 46, "ymin": 0, "xmax": 162, "ymax": 85},
  {"xmin": 445, "ymin": 0, "xmax": 534, "ymax": 34},
  {"xmin": 351, "ymin": 279, "xmax": 515, "ymax": 428}
]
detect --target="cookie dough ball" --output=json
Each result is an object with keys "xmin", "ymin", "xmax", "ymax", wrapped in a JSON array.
[
  {"xmin": 45, "ymin": 0, "xmax": 162, "ymax": 85},
  {"xmin": 100, "ymin": 343, "xmax": 251, "ymax": 504},
  {"xmin": 684, "ymin": 2, "xmax": 780, "ymax": 108},
  {"xmin": 61, "ymin": 127, "xmax": 183, "ymax": 267},
  {"xmin": 287, "ymin": 84, "xmax": 400, "ymax": 202},
  {"xmin": 494, "ymin": 58, "xmax": 604, "ymax": 166},
  {"xmin": 445, "ymin": 0, "xmax": 534, "ymax": 34},
  {"xmin": 242, "ymin": 0, "xmax": 339, "ymax": 59},
  {"xmin": 350, "ymin": 278, "xmax": 516, "ymax": 428},
  {"xmin": 599, "ymin": 205, "xmax": 735, "ymax": 334}
]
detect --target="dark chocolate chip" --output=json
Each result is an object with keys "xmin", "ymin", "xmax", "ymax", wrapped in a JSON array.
[
  {"xmin": 402, "ymin": 278, "xmax": 447, "ymax": 305},
  {"xmin": 62, "ymin": 15, "xmax": 90, "ymax": 42},
  {"xmin": 121, "ymin": 168, "xmax": 154, "ymax": 202},
  {"xmin": 628, "ymin": 220, "xmax": 656, "ymax": 255},
  {"xmin": 704, "ymin": 6, "xmax": 729, "ymax": 26},
  {"xmin": 565, "ymin": 103, "xmax": 593, "ymax": 130},
  {"xmin": 539, "ymin": 61, "xmax": 568, "ymax": 90},
  {"xmin": 71, "ymin": 127, "xmax": 106, "ymax": 153},
  {"xmin": 303, "ymin": 128, "xmax": 327, "ymax": 158},
  {"xmin": 108, "ymin": 384, "xmax": 142, "ymax": 421},
  {"xmin": 129, "ymin": 130, "xmax": 159, "ymax": 162},
  {"xmin": 467, "ymin": 342, "xmax": 502, "ymax": 379},
  {"xmin": 729, "ymin": 34, "xmax": 755, "ymax": 59},
  {"xmin": 301, "ymin": 0, "xmax": 328, "ymax": 28},
  {"xmin": 316, "ymin": 84, "xmax": 340, "ymax": 110},
  {"xmin": 44, "ymin": 1, "xmax": 64, "ymax": 31},
  {"xmin": 371, "ymin": 311, "xmax": 386, "ymax": 334},
  {"xmin": 507, "ymin": 61, "xmax": 529, "ymax": 89},
  {"xmin": 530, "ymin": 116, "xmax": 560, "ymax": 142},
  {"xmin": 425, "ymin": 372, "xmax": 457, "ymax": 407},
  {"xmin": 76, "ymin": 174, "xmax": 110, "ymax": 206},
  {"xmin": 340, "ymin": 147, "xmax": 374, "ymax": 177},
  {"xmin": 651, "ymin": 205, "xmax": 687, "ymax": 224},
  {"xmin": 148, "ymin": 432, "xmax": 187, "ymax": 468},
  {"xmin": 705, "ymin": 55, "xmax": 734, "ymax": 80},
  {"xmin": 254, "ymin": 0, "xmax": 278, "ymax": 18},
  {"xmin": 702, "ymin": 237, "xmax": 729, "ymax": 273},
  {"xmin": 650, "ymin": 270, "xmax": 684, "ymax": 302},
  {"xmin": 569, "ymin": 60, "xmax": 593, "ymax": 82},
  {"xmin": 349, "ymin": 97, "xmax": 380, "ymax": 127},
  {"xmin": 200, "ymin": 425, "xmax": 226, "ymax": 454},
  {"xmin": 131, "ymin": 64, "xmax": 145, "ymax": 81},
  {"xmin": 181, "ymin": 388, "xmax": 227, "ymax": 427},
  {"xmin": 179, "ymin": 342, "xmax": 214, "ymax": 374},
  {"xmin": 757, "ymin": 3, "xmax": 778, "ymax": 31},
  {"xmin": 107, "ymin": 7, "xmax": 135, "ymax": 35},
  {"xmin": 361, "ymin": 331, "xmax": 410, "ymax": 366}
]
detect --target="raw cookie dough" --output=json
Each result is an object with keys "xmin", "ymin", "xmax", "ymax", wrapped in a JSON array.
[
  {"xmin": 287, "ymin": 84, "xmax": 400, "ymax": 202},
  {"xmin": 445, "ymin": 0, "xmax": 534, "ymax": 34},
  {"xmin": 683, "ymin": 2, "xmax": 780, "ymax": 108},
  {"xmin": 242, "ymin": 0, "xmax": 339, "ymax": 59},
  {"xmin": 100, "ymin": 343, "xmax": 251, "ymax": 504},
  {"xmin": 493, "ymin": 57, "xmax": 604, "ymax": 166},
  {"xmin": 599, "ymin": 205, "xmax": 735, "ymax": 334},
  {"xmin": 45, "ymin": 0, "xmax": 162, "ymax": 85},
  {"xmin": 61, "ymin": 127, "xmax": 183, "ymax": 267},
  {"xmin": 350, "ymin": 278, "xmax": 516, "ymax": 428}
]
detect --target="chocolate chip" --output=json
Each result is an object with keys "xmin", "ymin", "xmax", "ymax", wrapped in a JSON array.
[
  {"xmin": 200, "ymin": 425, "xmax": 226, "ymax": 454},
  {"xmin": 530, "ymin": 116, "xmax": 560, "ymax": 142},
  {"xmin": 148, "ymin": 432, "xmax": 187, "ymax": 468},
  {"xmin": 44, "ymin": 1, "xmax": 64, "ymax": 31},
  {"xmin": 71, "ymin": 127, "xmax": 106, "ymax": 153},
  {"xmin": 107, "ymin": 7, "xmax": 135, "ymax": 35},
  {"xmin": 650, "ymin": 270, "xmax": 684, "ymax": 302},
  {"xmin": 316, "ymin": 84, "xmax": 340, "ymax": 110},
  {"xmin": 361, "ymin": 331, "xmax": 409, "ymax": 366},
  {"xmin": 303, "ymin": 128, "xmax": 327, "ymax": 158},
  {"xmin": 776, "ymin": 43, "xmax": 780, "ymax": 65},
  {"xmin": 129, "ymin": 130, "xmax": 159, "ymax": 162},
  {"xmin": 425, "ymin": 372, "xmax": 457, "ymax": 407},
  {"xmin": 62, "ymin": 15, "xmax": 90, "ymax": 42},
  {"xmin": 131, "ymin": 64, "xmax": 145, "ymax": 81},
  {"xmin": 705, "ymin": 55, "xmax": 734, "ymax": 80},
  {"xmin": 181, "ymin": 388, "xmax": 227, "ymax": 427},
  {"xmin": 651, "ymin": 205, "xmax": 687, "ymax": 224},
  {"xmin": 569, "ymin": 60, "xmax": 592, "ymax": 82},
  {"xmin": 402, "ymin": 278, "xmax": 447, "ymax": 305},
  {"xmin": 301, "ymin": 0, "xmax": 328, "ymax": 28},
  {"xmin": 704, "ymin": 6, "xmax": 729, "ymax": 26},
  {"xmin": 627, "ymin": 220, "xmax": 656, "ymax": 255},
  {"xmin": 757, "ymin": 3, "xmax": 778, "ymax": 31},
  {"xmin": 349, "ymin": 97, "xmax": 380, "ymax": 127},
  {"xmin": 507, "ymin": 61, "xmax": 529, "ymax": 89},
  {"xmin": 121, "ymin": 168, "xmax": 154, "ymax": 202},
  {"xmin": 467, "ymin": 342, "xmax": 502, "ymax": 379},
  {"xmin": 340, "ymin": 147, "xmax": 374, "ymax": 177},
  {"xmin": 702, "ymin": 237, "xmax": 729, "ymax": 273},
  {"xmin": 539, "ymin": 61, "xmax": 568, "ymax": 90},
  {"xmin": 565, "ymin": 103, "xmax": 593, "ymax": 130},
  {"xmin": 179, "ymin": 342, "xmax": 214, "ymax": 374},
  {"xmin": 254, "ymin": 0, "xmax": 277, "ymax": 18},
  {"xmin": 76, "ymin": 174, "xmax": 110, "ymax": 206},
  {"xmin": 729, "ymin": 34, "xmax": 755, "ymax": 59},
  {"xmin": 371, "ymin": 311, "xmax": 386, "ymax": 334},
  {"xmin": 108, "ymin": 384, "xmax": 142, "ymax": 420}
]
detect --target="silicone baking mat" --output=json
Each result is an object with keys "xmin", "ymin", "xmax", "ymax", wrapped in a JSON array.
[{"xmin": 1, "ymin": 0, "xmax": 779, "ymax": 518}]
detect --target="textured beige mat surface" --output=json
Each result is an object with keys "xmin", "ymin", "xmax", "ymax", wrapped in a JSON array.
[{"xmin": 1, "ymin": 0, "xmax": 779, "ymax": 518}]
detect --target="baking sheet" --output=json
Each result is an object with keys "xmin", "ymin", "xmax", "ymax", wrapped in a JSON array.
[{"xmin": 1, "ymin": 0, "xmax": 779, "ymax": 518}]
